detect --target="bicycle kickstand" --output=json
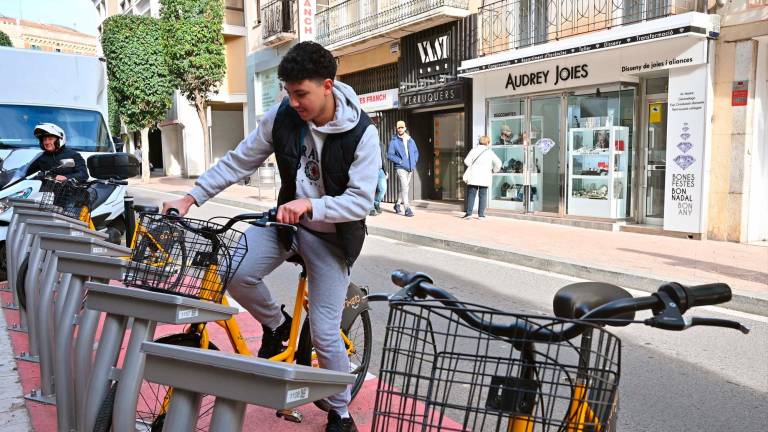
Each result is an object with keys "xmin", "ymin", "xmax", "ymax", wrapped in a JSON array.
[{"xmin": 276, "ymin": 408, "xmax": 303, "ymax": 423}]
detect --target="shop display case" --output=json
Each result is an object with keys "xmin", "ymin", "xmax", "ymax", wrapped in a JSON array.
[
  {"xmin": 567, "ymin": 126, "xmax": 629, "ymax": 218},
  {"xmin": 488, "ymin": 116, "xmax": 542, "ymax": 211}
]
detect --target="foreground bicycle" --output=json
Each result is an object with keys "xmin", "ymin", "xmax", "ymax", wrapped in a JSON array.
[
  {"xmin": 94, "ymin": 209, "xmax": 372, "ymax": 431},
  {"xmin": 367, "ymin": 270, "xmax": 749, "ymax": 432}
]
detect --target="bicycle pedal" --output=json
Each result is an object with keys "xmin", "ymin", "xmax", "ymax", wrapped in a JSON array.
[{"xmin": 275, "ymin": 408, "xmax": 303, "ymax": 423}]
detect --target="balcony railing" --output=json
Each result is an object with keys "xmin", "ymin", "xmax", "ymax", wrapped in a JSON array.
[
  {"xmin": 480, "ymin": 0, "xmax": 695, "ymax": 56},
  {"xmin": 317, "ymin": 0, "xmax": 469, "ymax": 47},
  {"xmin": 262, "ymin": 0, "xmax": 296, "ymax": 42}
]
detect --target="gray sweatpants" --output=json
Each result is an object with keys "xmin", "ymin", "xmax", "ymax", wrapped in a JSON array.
[
  {"xmin": 395, "ymin": 168, "xmax": 412, "ymax": 209},
  {"xmin": 227, "ymin": 225, "xmax": 351, "ymax": 410}
]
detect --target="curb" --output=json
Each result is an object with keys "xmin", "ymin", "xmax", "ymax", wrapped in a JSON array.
[{"xmin": 140, "ymin": 188, "xmax": 768, "ymax": 317}]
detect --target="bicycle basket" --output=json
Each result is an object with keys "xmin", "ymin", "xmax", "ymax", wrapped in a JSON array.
[
  {"xmin": 123, "ymin": 213, "xmax": 248, "ymax": 303},
  {"xmin": 372, "ymin": 299, "xmax": 621, "ymax": 432},
  {"xmin": 37, "ymin": 179, "xmax": 91, "ymax": 221}
]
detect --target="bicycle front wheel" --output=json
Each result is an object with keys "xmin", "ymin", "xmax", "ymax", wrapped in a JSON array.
[
  {"xmin": 296, "ymin": 309, "xmax": 373, "ymax": 412},
  {"xmin": 91, "ymin": 332, "xmax": 219, "ymax": 432}
]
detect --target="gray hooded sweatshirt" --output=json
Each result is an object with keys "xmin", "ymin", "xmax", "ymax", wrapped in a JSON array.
[{"xmin": 188, "ymin": 82, "xmax": 381, "ymax": 234}]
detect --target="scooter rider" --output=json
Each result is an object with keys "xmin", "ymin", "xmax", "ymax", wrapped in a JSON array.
[{"xmin": 27, "ymin": 123, "xmax": 88, "ymax": 182}]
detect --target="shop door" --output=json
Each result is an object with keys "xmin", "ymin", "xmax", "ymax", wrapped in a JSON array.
[
  {"xmin": 528, "ymin": 96, "xmax": 564, "ymax": 215},
  {"xmin": 433, "ymin": 112, "xmax": 465, "ymax": 200},
  {"xmin": 644, "ymin": 96, "xmax": 667, "ymax": 225}
]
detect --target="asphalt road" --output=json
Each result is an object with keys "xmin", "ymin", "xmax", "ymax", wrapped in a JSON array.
[{"xmin": 131, "ymin": 187, "xmax": 768, "ymax": 431}]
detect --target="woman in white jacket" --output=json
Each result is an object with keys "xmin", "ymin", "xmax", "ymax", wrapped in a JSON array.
[{"xmin": 462, "ymin": 135, "xmax": 502, "ymax": 219}]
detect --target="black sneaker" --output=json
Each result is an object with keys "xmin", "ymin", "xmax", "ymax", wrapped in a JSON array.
[
  {"xmin": 257, "ymin": 305, "xmax": 292, "ymax": 359},
  {"xmin": 325, "ymin": 410, "xmax": 357, "ymax": 432}
]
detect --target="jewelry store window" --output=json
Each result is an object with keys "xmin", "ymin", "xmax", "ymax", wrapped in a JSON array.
[
  {"xmin": 486, "ymin": 96, "xmax": 530, "ymax": 211},
  {"xmin": 566, "ymin": 85, "xmax": 635, "ymax": 218}
]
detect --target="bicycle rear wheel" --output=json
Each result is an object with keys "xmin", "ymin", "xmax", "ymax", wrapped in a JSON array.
[{"xmin": 296, "ymin": 309, "xmax": 372, "ymax": 411}]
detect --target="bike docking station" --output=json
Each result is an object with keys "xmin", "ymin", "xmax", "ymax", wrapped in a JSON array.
[
  {"xmin": 16, "ymin": 219, "xmax": 108, "ymax": 364},
  {"xmin": 25, "ymin": 233, "xmax": 129, "ymax": 406},
  {"xmin": 3, "ymin": 206, "xmax": 89, "ymax": 326},
  {"xmin": 140, "ymin": 341, "xmax": 356, "ymax": 432},
  {"xmin": 80, "ymin": 280, "xmax": 238, "ymax": 432},
  {"xmin": 0, "ymin": 198, "xmax": 39, "ymax": 292}
]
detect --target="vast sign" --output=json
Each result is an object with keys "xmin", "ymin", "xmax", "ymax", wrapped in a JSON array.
[{"xmin": 416, "ymin": 33, "xmax": 451, "ymax": 78}]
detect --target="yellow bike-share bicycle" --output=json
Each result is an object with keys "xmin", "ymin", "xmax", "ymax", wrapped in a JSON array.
[
  {"xmin": 368, "ymin": 271, "xmax": 749, "ymax": 432},
  {"xmin": 94, "ymin": 209, "xmax": 373, "ymax": 431}
]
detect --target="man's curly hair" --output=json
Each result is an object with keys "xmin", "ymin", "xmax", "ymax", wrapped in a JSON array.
[{"xmin": 278, "ymin": 42, "xmax": 337, "ymax": 83}]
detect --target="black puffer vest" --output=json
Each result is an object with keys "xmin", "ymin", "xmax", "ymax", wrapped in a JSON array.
[{"xmin": 272, "ymin": 97, "xmax": 373, "ymax": 267}]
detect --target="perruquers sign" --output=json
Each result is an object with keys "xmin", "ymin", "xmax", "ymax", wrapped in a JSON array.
[
  {"xmin": 300, "ymin": 0, "xmax": 316, "ymax": 42},
  {"xmin": 358, "ymin": 89, "xmax": 399, "ymax": 112},
  {"xmin": 663, "ymin": 65, "xmax": 708, "ymax": 233},
  {"xmin": 478, "ymin": 36, "xmax": 707, "ymax": 96}
]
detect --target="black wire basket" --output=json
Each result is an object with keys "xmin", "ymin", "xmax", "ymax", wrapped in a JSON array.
[
  {"xmin": 372, "ymin": 298, "xmax": 621, "ymax": 432},
  {"xmin": 123, "ymin": 213, "xmax": 248, "ymax": 303},
  {"xmin": 37, "ymin": 178, "xmax": 91, "ymax": 221}
]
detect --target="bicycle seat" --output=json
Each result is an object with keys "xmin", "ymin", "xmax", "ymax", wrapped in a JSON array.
[
  {"xmin": 133, "ymin": 204, "xmax": 160, "ymax": 214},
  {"xmin": 553, "ymin": 282, "xmax": 635, "ymax": 324}
]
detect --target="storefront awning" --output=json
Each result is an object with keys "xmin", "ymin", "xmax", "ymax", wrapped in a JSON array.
[{"xmin": 459, "ymin": 12, "xmax": 717, "ymax": 76}]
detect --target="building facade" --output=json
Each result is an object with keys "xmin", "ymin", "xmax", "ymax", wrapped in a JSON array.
[
  {"xmin": 0, "ymin": 16, "xmax": 98, "ymax": 55},
  {"xmin": 92, "ymin": 0, "xmax": 248, "ymax": 177},
  {"xmin": 456, "ymin": 0, "xmax": 766, "ymax": 242}
]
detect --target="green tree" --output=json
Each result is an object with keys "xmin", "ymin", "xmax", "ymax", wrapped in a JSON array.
[
  {"xmin": 160, "ymin": 0, "xmax": 226, "ymax": 170},
  {"xmin": 107, "ymin": 86, "xmax": 121, "ymax": 138},
  {"xmin": 0, "ymin": 30, "xmax": 12, "ymax": 47},
  {"xmin": 101, "ymin": 15, "xmax": 175, "ymax": 180}
]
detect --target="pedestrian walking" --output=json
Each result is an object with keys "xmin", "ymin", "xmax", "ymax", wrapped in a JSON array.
[
  {"xmin": 369, "ymin": 162, "xmax": 388, "ymax": 216},
  {"xmin": 387, "ymin": 120, "xmax": 419, "ymax": 217},
  {"xmin": 462, "ymin": 135, "xmax": 501, "ymax": 219}
]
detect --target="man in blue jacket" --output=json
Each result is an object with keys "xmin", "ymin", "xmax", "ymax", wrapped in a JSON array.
[{"xmin": 386, "ymin": 120, "xmax": 419, "ymax": 217}]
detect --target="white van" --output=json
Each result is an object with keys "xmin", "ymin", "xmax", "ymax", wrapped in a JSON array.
[{"xmin": 0, "ymin": 46, "xmax": 121, "ymax": 279}]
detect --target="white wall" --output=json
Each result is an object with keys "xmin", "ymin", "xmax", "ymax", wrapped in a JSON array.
[
  {"xmin": 211, "ymin": 109, "xmax": 245, "ymax": 164},
  {"xmin": 747, "ymin": 37, "xmax": 768, "ymax": 242}
]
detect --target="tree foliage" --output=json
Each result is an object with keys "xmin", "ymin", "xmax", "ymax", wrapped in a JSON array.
[
  {"xmin": 101, "ymin": 15, "xmax": 175, "ymax": 131},
  {"xmin": 159, "ymin": 0, "xmax": 226, "ymax": 102},
  {"xmin": 0, "ymin": 30, "xmax": 12, "ymax": 47},
  {"xmin": 160, "ymin": 0, "xmax": 226, "ymax": 169},
  {"xmin": 107, "ymin": 85, "xmax": 121, "ymax": 138}
]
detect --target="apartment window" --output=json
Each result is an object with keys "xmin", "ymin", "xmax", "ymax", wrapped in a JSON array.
[
  {"xmin": 55, "ymin": 48, "xmax": 61, "ymax": 52},
  {"xmin": 31, "ymin": 44, "xmax": 41, "ymax": 50}
]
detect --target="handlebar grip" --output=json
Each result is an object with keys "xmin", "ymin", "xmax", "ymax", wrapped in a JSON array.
[
  {"xmin": 684, "ymin": 283, "xmax": 732, "ymax": 308},
  {"xmin": 391, "ymin": 270, "xmax": 411, "ymax": 288}
]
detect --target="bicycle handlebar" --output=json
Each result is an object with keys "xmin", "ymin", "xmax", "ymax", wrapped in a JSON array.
[
  {"xmin": 384, "ymin": 270, "xmax": 749, "ymax": 342},
  {"xmin": 164, "ymin": 207, "xmax": 298, "ymax": 239}
]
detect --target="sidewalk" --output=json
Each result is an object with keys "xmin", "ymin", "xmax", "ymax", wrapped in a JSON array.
[{"xmin": 129, "ymin": 177, "xmax": 768, "ymax": 316}]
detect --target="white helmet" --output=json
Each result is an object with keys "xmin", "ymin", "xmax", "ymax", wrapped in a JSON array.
[{"xmin": 34, "ymin": 122, "xmax": 66, "ymax": 149}]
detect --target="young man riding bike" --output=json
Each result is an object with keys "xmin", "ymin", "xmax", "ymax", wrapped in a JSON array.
[{"xmin": 162, "ymin": 42, "xmax": 380, "ymax": 432}]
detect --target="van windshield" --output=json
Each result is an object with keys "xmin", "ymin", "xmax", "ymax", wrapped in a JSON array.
[{"xmin": 0, "ymin": 105, "xmax": 112, "ymax": 152}]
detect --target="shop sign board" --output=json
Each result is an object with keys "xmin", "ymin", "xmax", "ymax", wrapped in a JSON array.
[
  {"xmin": 259, "ymin": 67, "xmax": 284, "ymax": 115},
  {"xmin": 416, "ymin": 32, "xmax": 452, "ymax": 79},
  {"xmin": 476, "ymin": 36, "xmax": 708, "ymax": 96},
  {"xmin": 399, "ymin": 82, "xmax": 463, "ymax": 109},
  {"xmin": 663, "ymin": 65, "xmax": 708, "ymax": 233},
  {"xmin": 358, "ymin": 88, "xmax": 399, "ymax": 112},
  {"xmin": 731, "ymin": 80, "xmax": 749, "ymax": 106},
  {"xmin": 299, "ymin": 0, "xmax": 316, "ymax": 42}
]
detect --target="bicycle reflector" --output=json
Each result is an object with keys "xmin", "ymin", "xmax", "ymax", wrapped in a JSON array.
[{"xmin": 123, "ymin": 213, "xmax": 247, "ymax": 303}]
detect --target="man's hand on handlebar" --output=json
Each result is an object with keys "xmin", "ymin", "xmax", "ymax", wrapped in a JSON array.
[
  {"xmin": 162, "ymin": 194, "xmax": 197, "ymax": 216},
  {"xmin": 277, "ymin": 198, "xmax": 312, "ymax": 225}
]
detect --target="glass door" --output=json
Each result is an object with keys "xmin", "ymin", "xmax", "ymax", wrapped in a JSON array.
[
  {"xmin": 433, "ymin": 112, "xmax": 465, "ymax": 200},
  {"xmin": 488, "ymin": 97, "xmax": 528, "ymax": 211},
  {"xmin": 645, "ymin": 96, "xmax": 667, "ymax": 225},
  {"xmin": 529, "ymin": 96, "xmax": 563, "ymax": 214}
]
